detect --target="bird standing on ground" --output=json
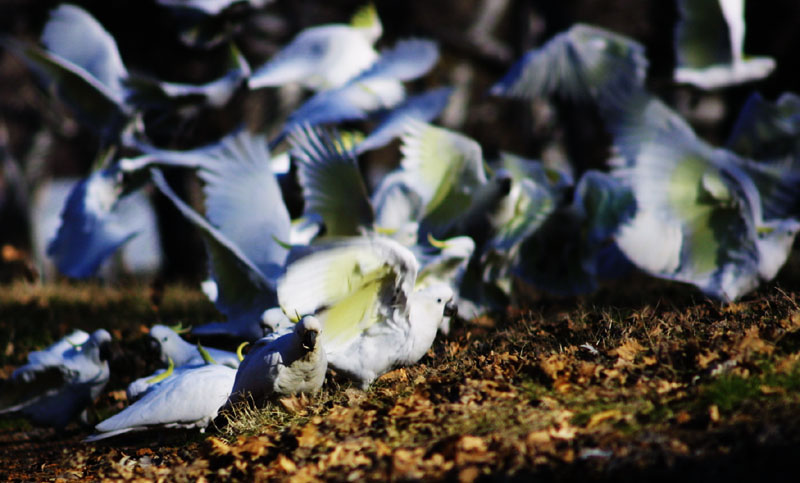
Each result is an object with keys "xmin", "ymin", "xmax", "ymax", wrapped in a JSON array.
[{"xmin": 227, "ymin": 315, "xmax": 326, "ymax": 408}]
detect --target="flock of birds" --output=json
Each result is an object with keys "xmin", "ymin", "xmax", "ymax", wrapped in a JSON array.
[{"xmin": 2, "ymin": 0, "xmax": 800, "ymax": 440}]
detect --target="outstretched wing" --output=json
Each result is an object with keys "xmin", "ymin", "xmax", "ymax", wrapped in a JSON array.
[
  {"xmin": 151, "ymin": 169, "xmax": 277, "ymax": 327},
  {"xmin": 398, "ymin": 120, "xmax": 487, "ymax": 235},
  {"xmin": 289, "ymin": 125, "xmax": 374, "ymax": 237},
  {"xmin": 490, "ymin": 23, "xmax": 647, "ymax": 111},
  {"xmin": 278, "ymin": 236, "xmax": 418, "ymax": 353},
  {"xmin": 126, "ymin": 130, "xmax": 290, "ymax": 280}
]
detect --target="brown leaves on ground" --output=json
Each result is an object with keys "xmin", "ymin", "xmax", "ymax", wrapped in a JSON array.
[{"xmin": 4, "ymin": 284, "xmax": 800, "ymax": 480}]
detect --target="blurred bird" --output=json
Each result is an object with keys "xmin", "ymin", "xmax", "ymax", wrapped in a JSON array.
[
  {"xmin": 275, "ymin": 39, "xmax": 440, "ymax": 143},
  {"xmin": 9, "ymin": 330, "xmax": 90, "ymax": 379},
  {"xmin": 227, "ymin": 315, "xmax": 326, "ymax": 407},
  {"xmin": 148, "ymin": 324, "xmax": 241, "ymax": 368},
  {"xmin": 86, "ymin": 363, "xmax": 236, "ymax": 441},
  {"xmin": 382, "ymin": 120, "xmax": 514, "ymax": 241},
  {"xmin": 248, "ymin": 3, "xmax": 382, "ymax": 91},
  {"xmin": 124, "ymin": 130, "xmax": 291, "ymax": 341},
  {"xmin": 610, "ymin": 91, "xmax": 800, "ymax": 301},
  {"xmin": 477, "ymin": 153, "xmax": 569, "ymax": 300},
  {"xmin": 0, "ymin": 329, "xmax": 112, "ymax": 428},
  {"xmin": 674, "ymin": 0, "xmax": 775, "ymax": 90},
  {"xmin": 127, "ymin": 323, "xmax": 266, "ymax": 402},
  {"xmin": 45, "ymin": 162, "xmax": 162, "ymax": 279},
  {"xmin": 490, "ymin": 23, "xmax": 647, "ymax": 112},
  {"xmin": 1, "ymin": 4, "xmax": 132, "ymax": 145},
  {"xmin": 415, "ymin": 235, "xmax": 475, "ymax": 334},
  {"xmin": 513, "ymin": 170, "xmax": 636, "ymax": 296},
  {"xmin": 3, "ymin": 4, "xmax": 250, "ymax": 145},
  {"xmin": 277, "ymin": 235, "xmax": 456, "ymax": 388}
]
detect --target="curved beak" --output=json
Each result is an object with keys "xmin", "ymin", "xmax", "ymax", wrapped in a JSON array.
[
  {"xmin": 302, "ymin": 330, "xmax": 317, "ymax": 351},
  {"xmin": 443, "ymin": 301, "xmax": 458, "ymax": 318},
  {"xmin": 146, "ymin": 336, "xmax": 161, "ymax": 357},
  {"xmin": 99, "ymin": 341, "xmax": 114, "ymax": 362}
]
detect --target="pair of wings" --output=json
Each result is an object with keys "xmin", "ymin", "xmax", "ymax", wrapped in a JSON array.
[
  {"xmin": 277, "ymin": 236, "xmax": 419, "ymax": 354},
  {"xmin": 288, "ymin": 116, "xmax": 486, "ymax": 241},
  {"xmin": 607, "ymin": 89, "xmax": 780, "ymax": 300},
  {"xmin": 490, "ymin": 23, "xmax": 647, "ymax": 114},
  {"xmin": 277, "ymin": 38, "xmax": 441, "ymax": 139}
]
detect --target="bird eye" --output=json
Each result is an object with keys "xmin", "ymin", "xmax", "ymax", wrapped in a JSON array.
[
  {"xmin": 162, "ymin": 337, "xmax": 168, "ymax": 342},
  {"xmin": 437, "ymin": 298, "xmax": 442, "ymax": 303}
]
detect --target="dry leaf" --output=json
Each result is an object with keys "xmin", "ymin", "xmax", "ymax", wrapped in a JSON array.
[
  {"xmin": 587, "ymin": 409, "xmax": 622, "ymax": 428},
  {"xmin": 277, "ymin": 455, "xmax": 297, "ymax": 473},
  {"xmin": 708, "ymin": 405, "xmax": 719, "ymax": 423},
  {"xmin": 280, "ymin": 394, "xmax": 310, "ymax": 414},
  {"xmin": 697, "ymin": 351, "xmax": 719, "ymax": 369},
  {"xmin": 610, "ymin": 339, "xmax": 643, "ymax": 363}
]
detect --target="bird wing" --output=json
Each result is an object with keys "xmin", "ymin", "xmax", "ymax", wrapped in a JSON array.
[
  {"xmin": 41, "ymin": 5, "xmax": 128, "ymax": 94},
  {"xmin": 128, "ymin": 130, "xmax": 290, "ymax": 281},
  {"xmin": 352, "ymin": 38, "xmax": 440, "ymax": 83},
  {"xmin": 278, "ymin": 236, "xmax": 418, "ymax": 354},
  {"xmin": 357, "ymin": 87, "xmax": 454, "ymax": 154},
  {"xmin": 490, "ymin": 23, "xmax": 647, "ymax": 110},
  {"xmin": 675, "ymin": 0, "xmax": 733, "ymax": 69},
  {"xmin": 1, "ymin": 39, "xmax": 128, "ymax": 139},
  {"xmin": 46, "ymin": 168, "xmax": 141, "ymax": 278},
  {"xmin": 288, "ymin": 125, "xmax": 374, "ymax": 237},
  {"xmin": 399, "ymin": 120, "xmax": 487, "ymax": 235},
  {"xmin": 151, "ymin": 169, "xmax": 278, "ymax": 327},
  {"xmin": 93, "ymin": 365, "xmax": 235, "ymax": 435}
]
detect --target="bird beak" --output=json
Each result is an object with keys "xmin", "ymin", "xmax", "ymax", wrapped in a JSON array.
[
  {"xmin": 443, "ymin": 301, "xmax": 458, "ymax": 318},
  {"xmin": 99, "ymin": 341, "xmax": 114, "ymax": 362},
  {"xmin": 146, "ymin": 336, "xmax": 161, "ymax": 357},
  {"xmin": 302, "ymin": 330, "xmax": 317, "ymax": 351}
]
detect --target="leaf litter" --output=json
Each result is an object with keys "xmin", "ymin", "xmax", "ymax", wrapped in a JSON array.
[{"xmin": 2, "ymin": 279, "xmax": 800, "ymax": 480}]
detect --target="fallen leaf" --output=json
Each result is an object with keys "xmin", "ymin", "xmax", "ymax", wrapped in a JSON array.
[
  {"xmin": 587, "ymin": 409, "xmax": 622, "ymax": 428},
  {"xmin": 610, "ymin": 339, "xmax": 643, "ymax": 363},
  {"xmin": 709, "ymin": 405, "xmax": 719, "ymax": 423}
]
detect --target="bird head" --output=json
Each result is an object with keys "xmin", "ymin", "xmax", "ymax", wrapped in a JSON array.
[
  {"xmin": 148, "ymin": 324, "xmax": 188, "ymax": 365},
  {"xmin": 297, "ymin": 315, "xmax": 322, "ymax": 351},
  {"xmin": 89, "ymin": 329, "xmax": 113, "ymax": 363},
  {"xmin": 260, "ymin": 307, "xmax": 293, "ymax": 336},
  {"xmin": 413, "ymin": 283, "xmax": 456, "ymax": 320}
]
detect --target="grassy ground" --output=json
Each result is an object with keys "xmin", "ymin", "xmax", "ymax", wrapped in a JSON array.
[{"xmin": 2, "ymin": 276, "xmax": 800, "ymax": 481}]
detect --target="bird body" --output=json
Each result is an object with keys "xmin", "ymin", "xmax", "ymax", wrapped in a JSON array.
[
  {"xmin": 228, "ymin": 316, "xmax": 326, "ymax": 407},
  {"xmin": 278, "ymin": 236, "xmax": 456, "ymax": 388},
  {"xmin": 1, "ymin": 329, "xmax": 112, "ymax": 428},
  {"xmin": 87, "ymin": 364, "xmax": 236, "ymax": 441}
]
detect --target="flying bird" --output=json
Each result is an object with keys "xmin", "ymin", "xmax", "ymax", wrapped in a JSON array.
[
  {"xmin": 609, "ymin": 91, "xmax": 800, "ymax": 301},
  {"xmin": 490, "ymin": 23, "xmax": 647, "ymax": 113},
  {"xmin": 277, "ymin": 235, "xmax": 456, "ymax": 388},
  {"xmin": 248, "ymin": 3, "xmax": 382, "ymax": 91},
  {"xmin": 674, "ymin": 0, "xmax": 775, "ymax": 89}
]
